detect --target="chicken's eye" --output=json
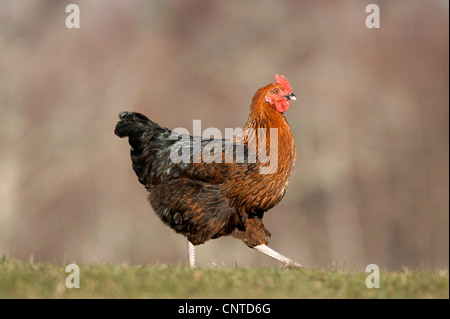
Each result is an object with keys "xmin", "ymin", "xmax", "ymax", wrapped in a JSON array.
[{"xmin": 273, "ymin": 88, "xmax": 280, "ymax": 94}]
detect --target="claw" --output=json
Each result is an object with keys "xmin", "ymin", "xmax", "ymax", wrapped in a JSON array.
[{"xmin": 282, "ymin": 261, "xmax": 303, "ymax": 270}]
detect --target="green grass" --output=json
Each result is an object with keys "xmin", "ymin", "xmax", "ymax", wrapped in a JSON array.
[{"xmin": 0, "ymin": 257, "xmax": 448, "ymax": 298}]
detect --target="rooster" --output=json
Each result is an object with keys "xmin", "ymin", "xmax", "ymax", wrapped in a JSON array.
[{"xmin": 115, "ymin": 74, "xmax": 302, "ymax": 269}]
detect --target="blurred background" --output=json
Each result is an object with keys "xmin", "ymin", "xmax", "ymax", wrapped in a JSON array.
[{"xmin": 0, "ymin": 0, "xmax": 448, "ymax": 270}]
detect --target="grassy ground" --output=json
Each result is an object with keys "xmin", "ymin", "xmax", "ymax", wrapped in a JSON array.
[{"xmin": 0, "ymin": 257, "xmax": 448, "ymax": 298}]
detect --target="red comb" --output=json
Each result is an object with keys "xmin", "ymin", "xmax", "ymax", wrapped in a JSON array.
[{"xmin": 274, "ymin": 74, "xmax": 292, "ymax": 93}]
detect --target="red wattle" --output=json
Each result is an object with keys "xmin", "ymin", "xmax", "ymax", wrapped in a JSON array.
[{"xmin": 276, "ymin": 100, "xmax": 290, "ymax": 113}]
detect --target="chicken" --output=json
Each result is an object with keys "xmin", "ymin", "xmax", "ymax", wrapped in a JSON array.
[{"xmin": 114, "ymin": 74, "xmax": 302, "ymax": 268}]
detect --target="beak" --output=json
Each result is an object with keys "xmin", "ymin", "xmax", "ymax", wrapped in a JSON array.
[{"xmin": 284, "ymin": 93, "xmax": 297, "ymax": 101}]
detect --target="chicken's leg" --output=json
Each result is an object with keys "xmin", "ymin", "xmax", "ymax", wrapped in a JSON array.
[
  {"xmin": 187, "ymin": 240, "xmax": 196, "ymax": 268},
  {"xmin": 253, "ymin": 244, "xmax": 303, "ymax": 269}
]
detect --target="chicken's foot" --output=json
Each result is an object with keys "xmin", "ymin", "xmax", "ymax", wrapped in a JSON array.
[
  {"xmin": 187, "ymin": 240, "xmax": 196, "ymax": 269},
  {"xmin": 253, "ymin": 244, "xmax": 303, "ymax": 269}
]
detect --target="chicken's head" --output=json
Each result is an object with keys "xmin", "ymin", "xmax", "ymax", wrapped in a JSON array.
[{"xmin": 264, "ymin": 74, "xmax": 297, "ymax": 113}]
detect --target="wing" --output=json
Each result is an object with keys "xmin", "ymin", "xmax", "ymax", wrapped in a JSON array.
[{"xmin": 118, "ymin": 117, "xmax": 255, "ymax": 186}]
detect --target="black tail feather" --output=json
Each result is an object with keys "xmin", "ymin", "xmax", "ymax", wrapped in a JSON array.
[
  {"xmin": 115, "ymin": 111, "xmax": 151, "ymax": 137},
  {"xmin": 114, "ymin": 111, "xmax": 157, "ymax": 150},
  {"xmin": 115, "ymin": 111, "xmax": 172, "ymax": 185}
]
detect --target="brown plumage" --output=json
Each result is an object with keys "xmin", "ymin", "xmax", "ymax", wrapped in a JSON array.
[{"xmin": 115, "ymin": 74, "xmax": 302, "ymax": 268}]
